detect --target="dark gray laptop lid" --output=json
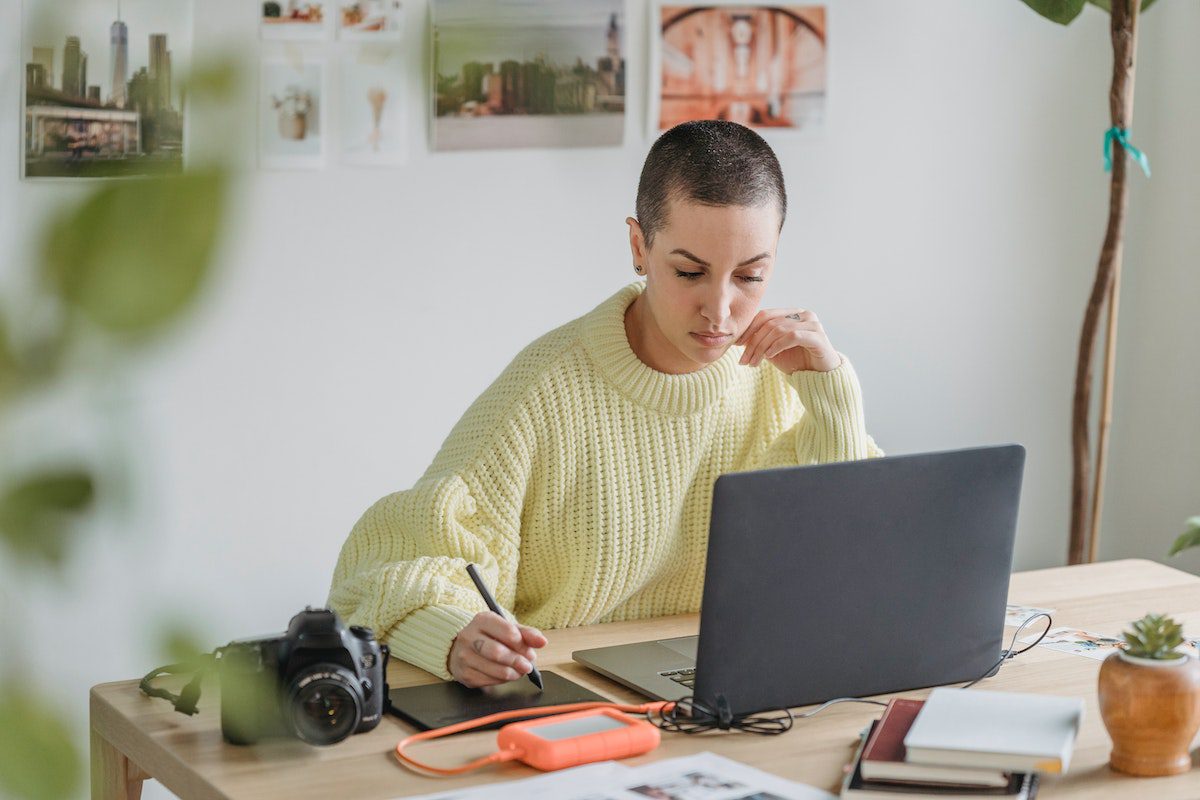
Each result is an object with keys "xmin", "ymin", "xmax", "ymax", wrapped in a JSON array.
[{"xmin": 693, "ymin": 444, "xmax": 1025, "ymax": 715}]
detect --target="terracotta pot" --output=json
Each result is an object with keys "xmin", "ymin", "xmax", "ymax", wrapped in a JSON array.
[{"xmin": 1098, "ymin": 651, "xmax": 1200, "ymax": 776}]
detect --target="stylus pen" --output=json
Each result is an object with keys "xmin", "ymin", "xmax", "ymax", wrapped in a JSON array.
[{"xmin": 465, "ymin": 563, "xmax": 544, "ymax": 691}]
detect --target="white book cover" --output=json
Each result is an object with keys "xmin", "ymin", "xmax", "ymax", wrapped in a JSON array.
[{"xmin": 903, "ymin": 688, "xmax": 1084, "ymax": 774}]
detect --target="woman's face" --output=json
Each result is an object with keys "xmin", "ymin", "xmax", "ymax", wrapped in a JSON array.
[{"xmin": 626, "ymin": 197, "xmax": 780, "ymax": 374}]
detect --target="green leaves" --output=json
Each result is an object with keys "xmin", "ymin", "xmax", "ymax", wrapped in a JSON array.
[
  {"xmin": 1021, "ymin": 0, "xmax": 1087, "ymax": 24},
  {"xmin": 0, "ymin": 691, "xmax": 81, "ymax": 800},
  {"xmin": 1021, "ymin": 0, "xmax": 1160, "ymax": 24},
  {"xmin": 1168, "ymin": 516, "xmax": 1200, "ymax": 557},
  {"xmin": 0, "ymin": 469, "xmax": 95, "ymax": 567},
  {"xmin": 1122, "ymin": 613, "xmax": 1185, "ymax": 660},
  {"xmin": 40, "ymin": 169, "xmax": 228, "ymax": 337}
]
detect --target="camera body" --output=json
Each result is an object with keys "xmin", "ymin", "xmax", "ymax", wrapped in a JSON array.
[{"xmin": 219, "ymin": 607, "xmax": 388, "ymax": 746}]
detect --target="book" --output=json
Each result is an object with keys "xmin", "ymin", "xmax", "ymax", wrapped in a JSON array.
[
  {"xmin": 861, "ymin": 699, "xmax": 1009, "ymax": 788},
  {"xmin": 842, "ymin": 722, "xmax": 1040, "ymax": 799},
  {"xmin": 903, "ymin": 688, "xmax": 1083, "ymax": 774}
]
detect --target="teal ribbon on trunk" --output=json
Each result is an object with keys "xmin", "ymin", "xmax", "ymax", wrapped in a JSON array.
[{"xmin": 1104, "ymin": 127, "xmax": 1152, "ymax": 178}]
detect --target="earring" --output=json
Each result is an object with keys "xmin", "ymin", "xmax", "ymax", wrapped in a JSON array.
[{"xmin": 634, "ymin": 265, "xmax": 644, "ymax": 274}]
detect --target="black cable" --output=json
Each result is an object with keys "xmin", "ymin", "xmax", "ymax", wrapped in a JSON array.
[
  {"xmin": 647, "ymin": 616, "xmax": 1052, "ymax": 736},
  {"xmin": 647, "ymin": 693, "xmax": 887, "ymax": 736},
  {"xmin": 649, "ymin": 694, "xmax": 794, "ymax": 735},
  {"xmin": 139, "ymin": 649, "xmax": 223, "ymax": 716},
  {"xmin": 961, "ymin": 612, "xmax": 1053, "ymax": 689}
]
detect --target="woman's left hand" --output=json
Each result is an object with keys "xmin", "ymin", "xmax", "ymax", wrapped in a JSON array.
[{"xmin": 736, "ymin": 309, "xmax": 842, "ymax": 374}]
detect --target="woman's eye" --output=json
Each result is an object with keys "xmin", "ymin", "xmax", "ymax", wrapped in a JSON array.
[{"xmin": 673, "ymin": 270, "xmax": 763, "ymax": 283}]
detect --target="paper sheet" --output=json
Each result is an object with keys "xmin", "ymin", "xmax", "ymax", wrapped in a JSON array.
[{"xmin": 397, "ymin": 751, "xmax": 835, "ymax": 800}]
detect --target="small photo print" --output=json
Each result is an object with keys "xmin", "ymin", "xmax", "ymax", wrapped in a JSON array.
[
  {"xmin": 1020, "ymin": 627, "xmax": 1126, "ymax": 661},
  {"xmin": 339, "ymin": 45, "xmax": 406, "ymax": 166},
  {"xmin": 655, "ymin": 4, "xmax": 827, "ymax": 133},
  {"xmin": 21, "ymin": 0, "xmax": 192, "ymax": 178},
  {"xmin": 1005, "ymin": 604, "xmax": 1055, "ymax": 628},
  {"xmin": 337, "ymin": 0, "xmax": 404, "ymax": 40},
  {"xmin": 259, "ymin": 56, "xmax": 327, "ymax": 168},
  {"xmin": 261, "ymin": 1, "xmax": 333, "ymax": 40}
]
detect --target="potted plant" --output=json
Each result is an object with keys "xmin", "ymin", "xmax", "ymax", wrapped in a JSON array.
[{"xmin": 1097, "ymin": 613, "xmax": 1200, "ymax": 776}]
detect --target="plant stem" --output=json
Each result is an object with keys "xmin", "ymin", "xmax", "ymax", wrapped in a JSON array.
[{"xmin": 1069, "ymin": 0, "xmax": 1140, "ymax": 565}]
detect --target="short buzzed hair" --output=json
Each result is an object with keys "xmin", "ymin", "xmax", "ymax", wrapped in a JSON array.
[{"xmin": 635, "ymin": 120, "xmax": 787, "ymax": 248}]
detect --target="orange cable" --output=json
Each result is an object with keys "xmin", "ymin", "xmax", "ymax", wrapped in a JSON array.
[{"xmin": 394, "ymin": 700, "xmax": 674, "ymax": 775}]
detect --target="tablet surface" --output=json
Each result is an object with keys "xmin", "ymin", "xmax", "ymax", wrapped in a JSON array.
[{"xmin": 387, "ymin": 670, "xmax": 613, "ymax": 732}]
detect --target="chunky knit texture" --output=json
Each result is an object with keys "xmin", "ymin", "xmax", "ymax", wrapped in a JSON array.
[{"xmin": 328, "ymin": 281, "xmax": 882, "ymax": 679}]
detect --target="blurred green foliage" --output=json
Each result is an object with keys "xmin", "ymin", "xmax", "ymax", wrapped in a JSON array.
[
  {"xmin": 1168, "ymin": 517, "xmax": 1200, "ymax": 558},
  {"xmin": 0, "ymin": 57, "xmax": 238, "ymax": 800},
  {"xmin": 0, "ymin": 692, "xmax": 81, "ymax": 800}
]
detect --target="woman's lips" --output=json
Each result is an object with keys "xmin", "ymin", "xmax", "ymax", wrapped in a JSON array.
[{"xmin": 690, "ymin": 332, "xmax": 732, "ymax": 347}]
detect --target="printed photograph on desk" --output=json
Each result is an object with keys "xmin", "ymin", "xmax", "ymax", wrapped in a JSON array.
[
  {"xmin": 20, "ymin": 0, "xmax": 192, "ymax": 179},
  {"xmin": 1005, "ymin": 603, "xmax": 1055, "ymax": 627},
  {"xmin": 652, "ymin": 3, "xmax": 827, "ymax": 134},
  {"xmin": 339, "ymin": 45, "xmax": 406, "ymax": 166},
  {"xmin": 1021, "ymin": 626, "xmax": 1126, "ymax": 661},
  {"xmin": 337, "ymin": 0, "xmax": 404, "ymax": 40},
  {"xmin": 259, "ymin": 54, "xmax": 328, "ymax": 169},
  {"xmin": 431, "ymin": 0, "xmax": 626, "ymax": 151},
  {"xmin": 261, "ymin": 1, "xmax": 334, "ymax": 40}
]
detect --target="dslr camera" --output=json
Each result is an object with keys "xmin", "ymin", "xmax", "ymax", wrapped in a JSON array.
[{"xmin": 219, "ymin": 607, "xmax": 388, "ymax": 746}]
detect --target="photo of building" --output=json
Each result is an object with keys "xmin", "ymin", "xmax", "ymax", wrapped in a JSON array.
[
  {"xmin": 432, "ymin": 0, "xmax": 625, "ymax": 150},
  {"xmin": 22, "ymin": 0, "xmax": 191, "ymax": 178}
]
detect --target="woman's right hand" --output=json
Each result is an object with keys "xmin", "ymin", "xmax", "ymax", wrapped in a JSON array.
[{"xmin": 448, "ymin": 611, "xmax": 548, "ymax": 688}]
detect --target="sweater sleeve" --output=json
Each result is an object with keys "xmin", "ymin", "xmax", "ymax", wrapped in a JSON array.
[
  {"xmin": 327, "ymin": 382, "xmax": 538, "ymax": 680},
  {"xmin": 751, "ymin": 356, "xmax": 884, "ymax": 469}
]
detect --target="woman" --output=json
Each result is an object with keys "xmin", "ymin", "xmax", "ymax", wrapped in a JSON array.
[{"xmin": 329, "ymin": 120, "xmax": 882, "ymax": 689}]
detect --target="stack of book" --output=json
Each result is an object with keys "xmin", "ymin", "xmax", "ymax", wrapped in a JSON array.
[{"xmin": 840, "ymin": 688, "xmax": 1084, "ymax": 799}]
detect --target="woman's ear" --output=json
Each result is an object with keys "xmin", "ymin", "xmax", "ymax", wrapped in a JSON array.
[{"xmin": 626, "ymin": 216, "xmax": 647, "ymax": 267}]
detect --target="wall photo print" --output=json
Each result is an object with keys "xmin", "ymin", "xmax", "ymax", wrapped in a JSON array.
[
  {"xmin": 261, "ymin": 1, "xmax": 334, "ymax": 41},
  {"xmin": 338, "ymin": 0, "xmax": 405, "ymax": 40},
  {"xmin": 654, "ymin": 4, "xmax": 827, "ymax": 133},
  {"xmin": 21, "ymin": 0, "xmax": 192, "ymax": 179},
  {"xmin": 259, "ymin": 56, "xmax": 328, "ymax": 169},
  {"xmin": 432, "ymin": 0, "xmax": 626, "ymax": 151},
  {"xmin": 339, "ymin": 45, "xmax": 406, "ymax": 166}
]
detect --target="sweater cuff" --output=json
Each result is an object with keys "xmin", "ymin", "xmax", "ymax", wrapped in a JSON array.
[
  {"xmin": 786, "ymin": 356, "xmax": 870, "ymax": 461},
  {"xmin": 386, "ymin": 604, "xmax": 478, "ymax": 681}
]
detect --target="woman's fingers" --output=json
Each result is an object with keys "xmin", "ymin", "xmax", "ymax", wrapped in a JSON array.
[
  {"xmin": 476, "ymin": 611, "xmax": 523, "ymax": 648},
  {"xmin": 518, "ymin": 624, "xmax": 548, "ymax": 649},
  {"xmin": 736, "ymin": 308, "xmax": 796, "ymax": 347},
  {"xmin": 472, "ymin": 635, "xmax": 533, "ymax": 672},
  {"xmin": 457, "ymin": 662, "xmax": 512, "ymax": 688},
  {"xmin": 741, "ymin": 315, "xmax": 826, "ymax": 366},
  {"xmin": 762, "ymin": 330, "xmax": 829, "ymax": 363},
  {"xmin": 459, "ymin": 647, "xmax": 525, "ymax": 682}
]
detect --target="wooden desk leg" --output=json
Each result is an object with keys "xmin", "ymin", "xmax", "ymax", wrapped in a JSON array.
[{"xmin": 90, "ymin": 727, "xmax": 146, "ymax": 800}]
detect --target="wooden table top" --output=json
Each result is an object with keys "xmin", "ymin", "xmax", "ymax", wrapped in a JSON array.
[{"xmin": 90, "ymin": 559, "xmax": 1200, "ymax": 799}]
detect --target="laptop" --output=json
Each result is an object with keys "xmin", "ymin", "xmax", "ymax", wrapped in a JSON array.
[{"xmin": 572, "ymin": 445, "xmax": 1025, "ymax": 715}]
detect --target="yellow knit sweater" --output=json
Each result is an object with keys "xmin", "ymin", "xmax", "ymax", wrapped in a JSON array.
[{"xmin": 328, "ymin": 281, "xmax": 882, "ymax": 679}]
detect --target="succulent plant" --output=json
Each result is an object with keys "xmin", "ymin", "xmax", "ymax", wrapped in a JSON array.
[{"xmin": 1122, "ymin": 614, "xmax": 1186, "ymax": 661}]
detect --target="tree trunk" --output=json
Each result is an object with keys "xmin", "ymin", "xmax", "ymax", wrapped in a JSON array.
[{"xmin": 1069, "ymin": 0, "xmax": 1141, "ymax": 565}]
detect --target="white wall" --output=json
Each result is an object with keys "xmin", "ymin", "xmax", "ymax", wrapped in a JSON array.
[
  {"xmin": 1101, "ymin": 2, "xmax": 1200, "ymax": 571},
  {"xmin": 1, "ymin": 1, "xmax": 1192, "ymax": 798}
]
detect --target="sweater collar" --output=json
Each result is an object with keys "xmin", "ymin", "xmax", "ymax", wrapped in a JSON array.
[{"xmin": 580, "ymin": 281, "xmax": 741, "ymax": 415}]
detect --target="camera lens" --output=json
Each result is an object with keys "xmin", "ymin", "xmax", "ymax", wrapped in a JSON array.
[{"xmin": 286, "ymin": 666, "xmax": 362, "ymax": 746}]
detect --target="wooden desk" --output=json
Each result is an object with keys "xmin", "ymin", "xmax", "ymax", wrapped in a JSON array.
[{"xmin": 91, "ymin": 559, "xmax": 1200, "ymax": 799}]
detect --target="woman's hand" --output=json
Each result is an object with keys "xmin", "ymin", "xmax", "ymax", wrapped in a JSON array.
[
  {"xmin": 736, "ymin": 308, "xmax": 841, "ymax": 374},
  {"xmin": 448, "ymin": 611, "xmax": 548, "ymax": 688}
]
